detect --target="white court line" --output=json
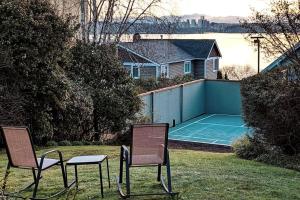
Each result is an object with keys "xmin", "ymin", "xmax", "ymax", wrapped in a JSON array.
[
  {"xmin": 170, "ymin": 135, "xmax": 229, "ymax": 142},
  {"xmin": 213, "ymin": 114, "xmax": 242, "ymax": 117},
  {"xmin": 196, "ymin": 122, "xmax": 245, "ymax": 128},
  {"xmin": 169, "ymin": 138, "xmax": 231, "ymax": 147},
  {"xmin": 170, "ymin": 114, "xmax": 215, "ymax": 133}
]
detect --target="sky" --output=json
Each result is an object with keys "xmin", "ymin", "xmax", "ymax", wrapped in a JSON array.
[{"xmin": 165, "ymin": 0, "xmax": 271, "ymax": 17}]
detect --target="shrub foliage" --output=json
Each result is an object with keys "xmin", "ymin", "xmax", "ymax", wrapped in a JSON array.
[
  {"xmin": 135, "ymin": 75, "xmax": 194, "ymax": 93},
  {"xmin": 240, "ymin": 69, "xmax": 300, "ymax": 155},
  {"xmin": 68, "ymin": 42, "xmax": 141, "ymax": 140},
  {"xmin": 0, "ymin": 0, "xmax": 141, "ymax": 145}
]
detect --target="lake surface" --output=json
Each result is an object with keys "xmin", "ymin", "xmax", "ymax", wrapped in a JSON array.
[{"xmin": 128, "ymin": 33, "xmax": 276, "ymax": 71}]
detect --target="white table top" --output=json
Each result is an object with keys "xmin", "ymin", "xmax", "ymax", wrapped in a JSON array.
[{"xmin": 67, "ymin": 155, "xmax": 107, "ymax": 165}]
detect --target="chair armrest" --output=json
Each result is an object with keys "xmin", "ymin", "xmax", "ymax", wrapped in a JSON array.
[
  {"xmin": 39, "ymin": 149, "xmax": 64, "ymax": 169},
  {"xmin": 121, "ymin": 145, "xmax": 129, "ymax": 160}
]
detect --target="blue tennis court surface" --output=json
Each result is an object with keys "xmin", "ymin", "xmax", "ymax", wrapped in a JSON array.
[{"xmin": 169, "ymin": 114, "xmax": 250, "ymax": 146}]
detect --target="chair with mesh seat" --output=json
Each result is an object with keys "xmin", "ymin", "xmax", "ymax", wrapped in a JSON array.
[
  {"xmin": 117, "ymin": 123, "xmax": 178, "ymax": 199},
  {"xmin": 0, "ymin": 126, "xmax": 74, "ymax": 199}
]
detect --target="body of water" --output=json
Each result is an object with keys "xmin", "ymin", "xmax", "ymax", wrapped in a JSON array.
[{"xmin": 132, "ymin": 33, "xmax": 276, "ymax": 71}]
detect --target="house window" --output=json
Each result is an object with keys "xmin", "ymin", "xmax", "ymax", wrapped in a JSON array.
[
  {"xmin": 132, "ymin": 66, "xmax": 140, "ymax": 79},
  {"xmin": 124, "ymin": 65, "xmax": 132, "ymax": 76},
  {"xmin": 161, "ymin": 64, "xmax": 169, "ymax": 78},
  {"xmin": 213, "ymin": 59, "xmax": 219, "ymax": 71},
  {"xmin": 184, "ymin": 61, "xmax": 191, "ymax": 74}
]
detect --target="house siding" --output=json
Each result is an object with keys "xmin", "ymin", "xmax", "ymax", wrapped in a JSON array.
[
  {"xmin": 169, "ymin": 62, "xmax": 185, "ymax": 78},
  {"xmin": 140, "ymin": 66, "xmax": 156, "ymax": 79},
  {"xmin": 193, "ymin": 60, "xmax": 205, "ymax": 79},
  {"xmin": 206, "ymin": 59, "xmax": 217, "ymax": 79}
]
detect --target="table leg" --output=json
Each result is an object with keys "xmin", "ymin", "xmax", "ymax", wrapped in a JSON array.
[
  {"xmin": 99, "ymin": 163, "xmax": 104, "ymax": 198},
  {"xmin": 106, "ymin": 157, "xmax": 111, "ymax": 188},
  {"xmin": 75, "ymin": 165, "xmax": 78, "ymax": 189}
]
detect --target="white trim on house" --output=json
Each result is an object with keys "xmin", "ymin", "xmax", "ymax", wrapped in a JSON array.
[
  {"xmin": 204, "ymin": 59, "xmax": 207, "ymax": 78},
  {"xmin": 162, "ymin": 58, "xmax": 206, "ymax": 65},
  {"xmin": 123, "ymin": 62, "xmax": 158, "ymax": 67}
]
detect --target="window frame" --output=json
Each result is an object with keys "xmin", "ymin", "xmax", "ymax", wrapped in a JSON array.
[
  {"xmin": 212, "ymin": 58, "xmax": 219, "ymax": 72},
  {"xmin": 184, "ymin": 61, "xmax": 192, "ymax": 74},
  {"xmin": 131, "ymin": 65, "xmax": 140, "ymax": 79}
]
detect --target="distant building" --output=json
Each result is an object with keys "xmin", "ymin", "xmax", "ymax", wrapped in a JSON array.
[
  {"xmin": 198, "ymin": 16, "xmax": 210, "ymax": 30},
  {"xmin": 191, "ymin": 19, "xmax": 197, "ymax": 28},
  {"xmin": 186, "ymin": 19, "xmax": 191, "ymax": 28},
  {"xmin": 118, "ymin": 37, "xmax": 222, "ymax": 80}
]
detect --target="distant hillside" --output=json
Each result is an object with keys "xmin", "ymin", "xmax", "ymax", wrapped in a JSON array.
[{"xmin": 181, "ymin": 14, "xmax": 245, "ymax": 24}]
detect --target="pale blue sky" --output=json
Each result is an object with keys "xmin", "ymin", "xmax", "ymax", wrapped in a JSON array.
[{"xmin": 165, "ymin": 0, "xmax": 271, "ymax": 16}]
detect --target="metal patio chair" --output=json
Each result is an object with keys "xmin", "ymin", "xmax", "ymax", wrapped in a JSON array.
[
  {"xmin": 117, "ymin": 123, "xmax": 178, "ymax": 199},
  {"xmin": 0, "ymin": 126, "xmax": 74, "ymax": 199}
]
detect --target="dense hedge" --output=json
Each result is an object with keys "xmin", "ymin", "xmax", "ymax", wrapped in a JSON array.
[
  {"xmin": 240, "ymin": 68, "xmax": 300, "ymax": 155},
  {"xmin": 0, "ymin": 0, "xmax": 76, "ymax": 144},
  {"xmin": 135, "ymin": 75, "xmax": 194, "ymax": 93}
]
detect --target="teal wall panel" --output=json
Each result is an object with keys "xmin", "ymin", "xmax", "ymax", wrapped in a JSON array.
[
  {"xmin": 205, "ymin": 80, "xmax": 241, "ymax": 115},
  {"xmin": 139, "ymin": 94, "xmax": 152, "ymax": 120},
  {"xmin": 153, "ymin": 87, "xmax": 181, "ymax": 125},
  {"xmin": 182, "ymin": 81, "xmax": 205, "ymax": 121}
]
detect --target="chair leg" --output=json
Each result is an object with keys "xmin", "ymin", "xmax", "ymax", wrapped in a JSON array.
[
  {"xmin": 59, "ymin": 161, "xmax": 68, "ymax": 188},
  {"xmin": 32, "ymin": 168, "xmax": 42, "ymax": 199},
  {"xmin": 160, "ymin": 151, "xmax": 173, "ymax": 195},
  {"xmin": 75, "ymin": 165, "xmax": 78, "ymax": 189},
  {"xmin": 125, "ymin": 160, "xmax": 130, "ymax": 196},
  {"xmin": 119, "ymin": 148, "xmax": 124, "ymax": 184},
  {"xmin": 2, "ymin": 163, "xmax": 10, "ymax": 191},
  {"xmin": 99, "ymin": 163, "xmax": 104, "ymax": 198},
  {"xmin": 157, "ymin": 164, "xmax": 162, "ymax": 182},
  {"xmin": 106, "ymin": 157, "xmax": 111, "ymax": 188},
  {"xmin": 166, "ymin": 158, "xmax": 172, "ymax": 193}
]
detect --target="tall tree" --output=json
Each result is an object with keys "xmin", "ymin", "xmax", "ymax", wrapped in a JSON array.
[{"xmin": 242, "ymin": 0, "xmax": 300, "ymax": 72}]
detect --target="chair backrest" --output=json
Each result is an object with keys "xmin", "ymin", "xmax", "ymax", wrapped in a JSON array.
[
  {"xmin": 130, "ymin": 123, "xmax": 169, "ymax": 166},
  {"xmin": 0, "ymin": 126, "xmax": 38, "ymax": 168}
]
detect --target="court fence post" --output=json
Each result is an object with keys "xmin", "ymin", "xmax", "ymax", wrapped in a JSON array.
[
  {"xmin": 180, "ymin": 84, "xmax": 184, "ymax": 123},
  {"xmin": 151, "ymin": 91, "xmax": 154, "ymax": 123}
]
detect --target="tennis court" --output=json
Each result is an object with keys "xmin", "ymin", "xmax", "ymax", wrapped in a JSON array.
[{"xmin": 169, "ymin": 114, "xmax": 250, "ymax": 146}]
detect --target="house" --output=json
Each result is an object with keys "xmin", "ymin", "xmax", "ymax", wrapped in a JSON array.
[
  {"xmin": 118, "ymin": 37, "xmax": 222, "ymax": 80},
  {"xmin": 262, "ymin": 43, "xmax": 300, "ymax": 73}
]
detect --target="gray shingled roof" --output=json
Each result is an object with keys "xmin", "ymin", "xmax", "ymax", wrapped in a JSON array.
[{"xmin": 119, "ymin": 39, "xmax": 218, "ymax": 64}]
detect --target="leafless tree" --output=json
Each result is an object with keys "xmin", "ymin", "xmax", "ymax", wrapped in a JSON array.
[
  {"xmin": 221, "ymin": 65, "xmax": 256, "ymax": 80},
  {"xmin": 79, "ymin": 0, "xmax": 165, "ymax": 44},
  {"xmin": 241, "ymin": 0, "xmax": 300, "ymax": 69}
]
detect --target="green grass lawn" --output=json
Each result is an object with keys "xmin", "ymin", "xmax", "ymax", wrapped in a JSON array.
[{"xmin": 0, "ymin": 146, "xmax": 300, "ymax": 200}]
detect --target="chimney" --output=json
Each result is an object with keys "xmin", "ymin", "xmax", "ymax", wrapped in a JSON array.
[{"xmin": 133, "ymin": 33, "xmax": 141, "ymax": 42}]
